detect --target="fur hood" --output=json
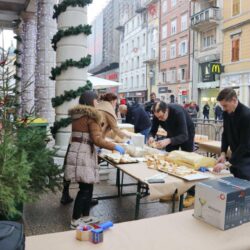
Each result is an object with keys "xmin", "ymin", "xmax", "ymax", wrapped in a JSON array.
[
  {"xmin": 97, "ymin": 101, "xmax": 117, "ymax": 119},
  {"xmin": 68, "ymin": 105, "xmax": 101, "ymax": 124}
]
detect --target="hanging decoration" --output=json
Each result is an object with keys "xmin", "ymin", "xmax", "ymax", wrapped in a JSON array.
[
  {"xmin": 50, "ymin": 55, "xmax": 91, "ymax": 80},
  {"xmin": 52, "ymin": 81, "xmax": 92, "ymax": 108},
  {"xmin": 53, "ymin": 0, "xmax": 92, "ymax": 19},
  {"xmin": 51, "ymin": 24, "xmax": 92, "ymax": 50}
]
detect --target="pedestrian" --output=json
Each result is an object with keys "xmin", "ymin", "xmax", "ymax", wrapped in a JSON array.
[
  {"xmin": 97, "ymin": 93, "xmax": 130, "ymax": 140},
  {"xmin": 202, "ymin": 102, "xmax": 210, "ymax": 122},
  {"xmin": 119, "ymin": 102, "xmax": 151, "ymax": 142},
  {"xmin": 187, "ymin": 102, "xmax": 198, "ymax": 120},
  {"xmin": 213, "ymin": 88, "xmax": 250, "ymax": 181},
  {"xmin": 214, "ymin": 102, "xmax": 223, "ymax": 122},
  {"xmin": 63, "ymin": 90, "xmax": 125, "ymax": 228},
  {"xmin": 148, "ymin": 101, "xmax": 195, "ymax": 207},
  {"xmin": 144, "ymin": 92, "xmax": 156, "ymax": 118}
]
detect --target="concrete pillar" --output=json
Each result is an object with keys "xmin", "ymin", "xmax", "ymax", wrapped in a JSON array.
[
  {"xmin": 55, "ymin": 1, "xmax": 88, "ymax": 158},
  {"xmin": 35, "ymin": 0, "xmax": 57, "ymax": 125},
  {"xmin": 21, "ymin": 11, "xmax": 37, "ymax": 115}
]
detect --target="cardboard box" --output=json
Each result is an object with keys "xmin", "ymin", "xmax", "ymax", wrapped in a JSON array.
[{"xmin": 194, "ymin": 177, "xmax": 250, "ymax": 230}]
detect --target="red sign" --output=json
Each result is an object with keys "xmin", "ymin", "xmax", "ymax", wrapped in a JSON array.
[
  {"xmin": 106, "ymin": 73, "xmax": 118, "ymax": 81},
  {"xmin": 181, "ymin": 90, "xmax": 188, "ymax": 96}
]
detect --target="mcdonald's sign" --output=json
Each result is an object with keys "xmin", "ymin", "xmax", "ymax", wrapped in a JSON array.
[{"xmin": 210, "ymin": 63, "xmax": 224, "ymax": 74}]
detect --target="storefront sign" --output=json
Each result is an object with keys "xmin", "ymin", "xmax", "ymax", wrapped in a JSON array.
[
  {"xmin": 181, "ymin": 90, "xmax": 188, "ymax": 96},
  {"xmin": 106, "ymin": 73, "xmax": 118, "ymax": 81},
  {"xmin": 210, "ymin": 63, "xmax": 224, "ymax": 75},
  {"xmin": 201, "ymin": 62, "xmax": 215, "ymax": 82},
  {"xmin": 158, "ymin": 87, "xmax": 168, "ymax": 93}
]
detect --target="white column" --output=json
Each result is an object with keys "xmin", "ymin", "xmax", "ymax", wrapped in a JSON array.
[
  {"xmin": 55, "ymin": 2, "xmax": 88, "ymax": 158},
  {"xmin": 35, "ymin": 0, "xmax": 57, "ymax": 124},
  {"xmin": 21, "ymin": 11, "xmax": 37, "ymax": 115}
]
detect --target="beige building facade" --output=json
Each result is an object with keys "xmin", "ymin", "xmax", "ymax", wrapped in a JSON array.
[{"xmin": 221, "ymin": 0, "xmax": 250, "ymax": 105}]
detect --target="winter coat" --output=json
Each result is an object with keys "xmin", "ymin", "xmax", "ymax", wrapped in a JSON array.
[
  {"xmin": 64, "ymin": 105, "xmax": 115, "ymax": 183},
  {"xmin": 125, "ymin": 103, "xmax": 151, "ymax": 133},
  {"xmin": 97, "ymin": 101, "xmax": 127, "ymax": 139},
  {"xmin": 203, "ymin": 104, "xmax": 210, "ymax": 115}
]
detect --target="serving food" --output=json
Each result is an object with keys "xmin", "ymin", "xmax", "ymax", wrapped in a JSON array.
[{"xmin": 105, "ymin": 153, "xmax": 138, "ymax": 164}]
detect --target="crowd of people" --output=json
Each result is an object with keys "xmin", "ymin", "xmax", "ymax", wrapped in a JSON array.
[{"xmin": 61, "ymin": 87, "xmax": 250, "ymax": 228}]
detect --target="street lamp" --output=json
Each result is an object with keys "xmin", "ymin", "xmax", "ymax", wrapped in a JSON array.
[{"xmin": 149, "ymin": 69, "xmax": 155, "ymax": 97}]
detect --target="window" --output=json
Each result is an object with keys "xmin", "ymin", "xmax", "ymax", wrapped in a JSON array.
[
  {"xmin": 131, "ymin": 58, "xmax": 134, "ymax": 70},
  {"xmin": 161, "ymin": 47, "xmax": 167, "ymax": 61},
  {"xmin": 231, "ymin": 38, "xmax": 240, "ymax": 62},
  {"xmin": 179, "ymin": 40, "xmax": 188, "ymax": 56},
  {"xmin": 181, "ymin": 14, "xmax": 187, "ymax": 31},
  {"xmin": 142, "ymin": 73, "xmax": 145, "ymax": 87},
  {"xmin": 137, "ymin": 37, "xmax": 140, "ymax": 47},
  {"xmin": 170, "ymin": 43, "xmax": 176, "ymax": 58},
  {"xmin": 161, "ymin": 71, "xmax": 167, "ymax": 82},
  {"xmin": 171, "ymin": 19, "xmax": 177, "ymax": 35},
  {"xmin": 170, "ymin": 68, "xmax": 177, "ymax": 83},
  {"xmin": 162, "ymin": 1, "xmax": 167, "ymax": 13},
  {"xmin": 137, "ymin": 56, "xmax": 140, "ymax": 68},
  {"xmin": 136, "ymin": 75, "xmax": 139, "ymax": 88},
  {"xmin": 232, "ymin": 0, "xmax": 240, "ymax": 16},
  {"xmin": 202, "ymin": 34, "xmax": 215, "ymax": 49},
  {"xmin": 178, "ymin": 67, "xmax": 186, "ymax": 81},
  {"xmin": 162, "ymin": 24, "xmax": 167, "ymax": 39},
  {"xmin": 121, "ymin": 46, "xmax": 123, "ymax": 56},
  {"xmin": 143, "ymin": 33, "xmax": 146, "ymax": 46},
  {"xmin": 126, "ymin": 43, "xmax": 128, "ymax": 54},
  {"xmin": 131, "ymin": 76, "xmax": 133, "ymax": 88},
  {"xmin": 126, "ymin": 60, "xmax": 128, "ymax": 71},
  {"xmin": 171, "ymin": 0, "xmax": 177, "ymax": 8},
  {"xmin": 132, "ymin": 40, "xmax": 134, "ymax": 50}
]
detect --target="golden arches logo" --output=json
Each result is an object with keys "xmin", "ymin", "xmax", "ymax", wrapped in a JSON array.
[{"xmin": 211, "ymin": 64, "xmax": 221, "ymax": 73}]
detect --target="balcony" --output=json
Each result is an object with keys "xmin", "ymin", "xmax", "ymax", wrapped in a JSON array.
[
  {"xmin": 135, "ymin": 2, "xmax": 146, "ymax": 13},
  {"xmin": 144, "ymin": 54, "xmax": 157, "ymax": 64},
  {"xmin": 191, "ymin": 7, "xmax": 220, "ymax": 31}
]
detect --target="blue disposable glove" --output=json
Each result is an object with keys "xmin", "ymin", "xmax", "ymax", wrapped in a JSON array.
[{"xmin": 114, "ymin": 145, "xmax": 125, "ymax": 155}]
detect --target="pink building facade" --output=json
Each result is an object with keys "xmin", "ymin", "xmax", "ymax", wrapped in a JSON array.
[{"xmin": 159, "ymin": 0, "xmax": 191, "ymax": 104}]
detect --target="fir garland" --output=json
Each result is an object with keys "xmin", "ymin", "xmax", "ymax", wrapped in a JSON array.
[
  {"xmin": 50, "ymin": 117, "xmax": 72, "ymax": 139},
  {"xmin": 14, "ymin": 75, "xmax": 21, "ymax": 81},
  {"xmin": 50, "ymin": 55, "xmax": 91, "ymax": 80},
  {"xmin": 14, "ymin": 35, "xmax": 22, "ymax": 43},
  {"xmin": 52, "ymin": 80, "xmax": 92, "ymax": 108},
  {"xmin": 14, "ymin": 49, "xmax": 22, "ymax": 55},
  {"xmin": 53, "ymin": 0, "xmax": 93, "ymax": 19},
  {"xmin": 14, "ymin": 61, "xmax": 22, "ymax": 68},
  {"xmin": 52, "ymin": 24, "xmax": 92, "ymax": 51}
]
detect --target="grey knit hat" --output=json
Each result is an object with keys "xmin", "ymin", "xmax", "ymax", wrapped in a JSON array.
[{"xmin": 79, "ymin": 90, "xmax": 98, "ymax": 106}]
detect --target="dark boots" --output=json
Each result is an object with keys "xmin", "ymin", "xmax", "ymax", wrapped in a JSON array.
[{"xmin": 60, "ymin": 179, "xmax": 73, "ymax": 205}]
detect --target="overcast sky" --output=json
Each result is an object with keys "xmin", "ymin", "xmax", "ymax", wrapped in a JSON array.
[{"xmin": 87, "ymin": 0, "xmax": 110, "ymax": 24}]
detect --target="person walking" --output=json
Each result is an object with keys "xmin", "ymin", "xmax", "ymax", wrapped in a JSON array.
[
  {"xmin": 144, "ymin": 92, "xmax": 156, "ymax": 118},
  {"xmin": 63, "ymin": 90, "xmax": 125, "ymax": 228},
  {"xmin": 202, "ymin": 102, "xmax": 210, "ymax": 122},
  {"xmin": 213, "ymin": 88, "xmax": 250, "ymax": 181}
]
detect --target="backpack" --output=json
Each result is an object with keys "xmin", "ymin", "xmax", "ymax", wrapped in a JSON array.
[{"xmin": 0, "ymin": 221, "xmax": 25, "ymax": 250}]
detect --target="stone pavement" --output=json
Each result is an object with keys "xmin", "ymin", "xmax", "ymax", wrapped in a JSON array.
[{"xmin": 24, "ymin": 165, "xmax": 191, "ymax": 236}]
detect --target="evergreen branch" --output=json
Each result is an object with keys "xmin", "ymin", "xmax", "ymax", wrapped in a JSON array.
[
  {"xmin": 50, "ymin": 55, "xmax": 91, "ymax": 80},
  {"xmin": 14, "ymin": 35, "xmax": 22, "ymax": 43},
  {"xmin": 50, "ymin": 117, "xmax": 72, "ymax": 139},
  {"xmin": 14, "ymin": 61, "xmax": 22, "ymax": 68},
  {"xmin": 14, "ymin": 49, "xmax": 22, "ymax": 55},
  {"xmin": 51, "ymin": 81, "xmax": 92, "ymax": 107},
  {"xmin": 53, "ymin": 0, "xmax": 92, "ymax": 19},
  {"xmin": 52, "ymin": 24, "xmax": 92, "ymax": 51}
]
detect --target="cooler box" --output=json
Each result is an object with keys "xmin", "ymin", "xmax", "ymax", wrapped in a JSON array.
[{"xmin": 194, "ymin": 177, "xmax": 250, "ymax": 230}]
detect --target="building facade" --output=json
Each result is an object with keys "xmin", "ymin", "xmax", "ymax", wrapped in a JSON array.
[
  {"xmin": 159, "ymin": 0, "xmax": 191, "ymax": 104},
  {"xmin": 144, "ymin": 0, "xmax": 160, "ymax": 100},
  {"xmin": 88, "ymin": 0, "xmax": 120, "ymax": 89},
  {"xmin": 221, "ymin": 0, "xmax": 250, "ymax": 105},
  {"xmin": 191, "ymin": 0, "xmax": 223, "ymax": 111},
  {"xmin": 118, "ymin": 0, "xmax": 148, "ymax": 103}
]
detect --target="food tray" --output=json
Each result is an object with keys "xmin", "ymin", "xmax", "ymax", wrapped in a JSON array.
[{"xmin": 158, "ymin": 167, "xmax": 209, "ymax": 181}]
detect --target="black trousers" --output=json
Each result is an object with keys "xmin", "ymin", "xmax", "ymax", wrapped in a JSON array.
[{"xmin": 72, "ymin": 183, "xmax": 93, "ymax": 220}]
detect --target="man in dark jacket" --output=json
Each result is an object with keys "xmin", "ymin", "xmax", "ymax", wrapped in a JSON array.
[
  {"xmin": 213, "ymin": 88, "xmax": 250, "ymax": 180},
  {"xmin": 148, "ymin": 101, "xmax": 195, "ymax": 152},
  {"xmin": 119, "ymin": 102, "xmax": 151, "ymax": 141}
]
